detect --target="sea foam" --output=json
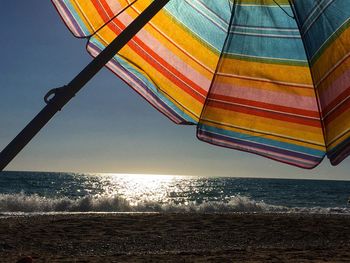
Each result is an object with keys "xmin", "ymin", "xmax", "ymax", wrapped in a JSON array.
[{"xmin": 0, "ymin": 192, "xmax": 349, "ymax": 214}]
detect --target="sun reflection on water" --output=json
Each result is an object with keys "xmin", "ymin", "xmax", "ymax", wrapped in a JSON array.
[{"xmin": 95, "ymin": 173, "xmax": 191, "ymax": 205}]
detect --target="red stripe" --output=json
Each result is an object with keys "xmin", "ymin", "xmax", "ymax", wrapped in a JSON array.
[
  {"xmin": 323, "ymin": 96, "xmax": 350, "ymax": 126},
  {"xmin": 209, "ymin": 94, "xmax": 320, "ymax": 118},
  {"xmin": 92, "ymin": 0, "xmax": 109, "ymax": 22},
  {"xmin": 98, "ymin": 0, "xmax": 116, "ymax": 18},
  {"xmin": 132, "ymin": 40, "xmax": 206, "ymax": 102},
  {"xmin": 206, "ymin": 100, "xmax": 322, "ymax": 128}
]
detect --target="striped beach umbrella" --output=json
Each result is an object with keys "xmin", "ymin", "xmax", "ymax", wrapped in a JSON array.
[{"xmin": 0, "ymin": 0, "xmax": 349, "ymax": 170}]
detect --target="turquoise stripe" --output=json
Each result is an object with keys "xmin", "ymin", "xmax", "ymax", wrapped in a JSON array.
[
  {"xmin": 62, "ymin": 0, "xmax": 91, "ymax": 36},
  {"xmin": 227, "ymin": 4, "xmax": 308, "ymax": 61},
  {"xmin": 165, "ymin": 0, "xmax": 230, "ymax": 52},
  {"xmin": 226, "ymin": 33, "xmax": 307, "ymax": 61},
  {"xmin": 234, "ymin": 5, "xmax": 295, "ymax": 28}
]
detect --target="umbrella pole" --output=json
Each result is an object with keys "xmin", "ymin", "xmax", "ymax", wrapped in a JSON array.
[{"xmin": 0, "ymin": 0, "xmax": 170, "ymax": 172}]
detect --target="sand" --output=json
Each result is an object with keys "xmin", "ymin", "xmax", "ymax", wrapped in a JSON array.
[{"xmin": 1, "ymin": 213, "xmax": 350, "ymax": 262}]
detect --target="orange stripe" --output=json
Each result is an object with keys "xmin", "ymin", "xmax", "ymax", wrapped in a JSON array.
[{"xmin": 206, "ymin": 100, "xmax": 322, "ymax": 128}]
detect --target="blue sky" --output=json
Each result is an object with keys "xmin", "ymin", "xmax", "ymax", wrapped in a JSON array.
[{"xmin": 0, "ymin": 1, "xmax": 349, "ymax": 180}]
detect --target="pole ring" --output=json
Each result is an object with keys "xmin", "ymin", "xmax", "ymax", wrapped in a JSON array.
[{"xmin": 44, "ymin": 86, "xmax": 67, "ymax": 104}]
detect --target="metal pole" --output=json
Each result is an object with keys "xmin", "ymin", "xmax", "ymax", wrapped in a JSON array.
[{"xmin": 0, "ymin": 0, "xmax": 170, "ymax": 171}]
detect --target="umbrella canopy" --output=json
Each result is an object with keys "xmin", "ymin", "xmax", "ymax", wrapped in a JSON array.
[{"xmin": 50, "ymin": 0, "xmax": 349, "ymax": 169}]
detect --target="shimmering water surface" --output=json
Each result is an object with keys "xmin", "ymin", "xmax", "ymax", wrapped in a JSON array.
[{"xmin": 0, "ymin": 171, "xmax": 349, "ymax": 214}]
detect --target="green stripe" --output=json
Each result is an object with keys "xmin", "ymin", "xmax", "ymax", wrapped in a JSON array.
[{"xmin": 225, "ymin": 53, "xmax": 308, "ymax": 66}]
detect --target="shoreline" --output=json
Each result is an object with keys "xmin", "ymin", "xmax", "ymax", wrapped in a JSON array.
[
  {"xmin": 1, "ymin": 213, "xmax": 350, "ymax": 262},
  {"xmin": 1, "ymin": 210, "xmax": 350, "ymax": 216}
]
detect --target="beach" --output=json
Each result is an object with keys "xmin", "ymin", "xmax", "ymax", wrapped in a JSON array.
[{"xmin": 1, "ymin": 213, "xmax": 350, "ymax": 262}]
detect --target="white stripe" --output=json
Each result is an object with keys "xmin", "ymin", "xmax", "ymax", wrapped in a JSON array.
[
  {"xmin": 185, "ymin": 0, "xmax": 228, "ymax": 32},
  {"xmin": 73, "ymin": 0, "xmax": 98, "ymax": 34},
  {"xmin": 230, "ymin": 31, "xmax": 301, "ymax": 39},
  {"xmin": 302, "ymin": 0, "xmax": 334, "ymax": 36},
  {"xmin": 234, "ymin": 25, "xmax": 299, "ymax": 32}
]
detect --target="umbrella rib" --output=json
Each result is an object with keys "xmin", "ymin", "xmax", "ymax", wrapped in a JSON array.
[
  {"xmin": 70, "ymin": 0, "xmax": 139, "ymax": 39},
  {"xmin": 272, "ymin": 0, "xmax": 295, "ymax": 19},
  {"xmin": 198, "ymin": 0, "xmax": 237, "ymax": 129},
  {"xmin": 88, "ymin": 0, "xmax": 139, "ymax": 39}
]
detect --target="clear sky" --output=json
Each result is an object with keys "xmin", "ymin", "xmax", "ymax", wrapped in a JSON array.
[{"xmin": 0, "ymin": 1, "xmax": 349, "ymax": 180}]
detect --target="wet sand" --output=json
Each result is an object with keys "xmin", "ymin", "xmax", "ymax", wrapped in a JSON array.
[{"xmin": 1, "ymin": 213, "xmax": 350, "ymax": 262}]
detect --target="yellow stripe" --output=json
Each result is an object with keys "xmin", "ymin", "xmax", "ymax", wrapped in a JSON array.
[
  {"xmin": 219, "ymin": 57, "xmax": 314, "ymax": 87},
  {"xmin": 215, "ymin": 75, "xmax": 317, "ymax": 97},
  {"xmin": 71, "ymin": 0, "xmax": 104, "ymax": 35}
]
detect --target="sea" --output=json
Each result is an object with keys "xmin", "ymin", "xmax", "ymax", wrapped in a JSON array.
[{"xmin": 0, "ymin": 171, "xmax": 350, "ymax": 215}]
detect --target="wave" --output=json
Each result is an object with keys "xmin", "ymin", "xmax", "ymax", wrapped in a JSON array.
[{"xmin": 0, "ymin": 193, "xmax": 349, "ymax": 214}]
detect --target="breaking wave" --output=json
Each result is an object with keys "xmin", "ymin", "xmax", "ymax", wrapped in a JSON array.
[{"xmin": 0, "ymin": 193, "xmax": 349, "ymax": 214}]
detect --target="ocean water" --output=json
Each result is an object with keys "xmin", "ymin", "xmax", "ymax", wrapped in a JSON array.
[{"xmin": 0, "ymin": 171, "xmax": 349, "ymax": 215}]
